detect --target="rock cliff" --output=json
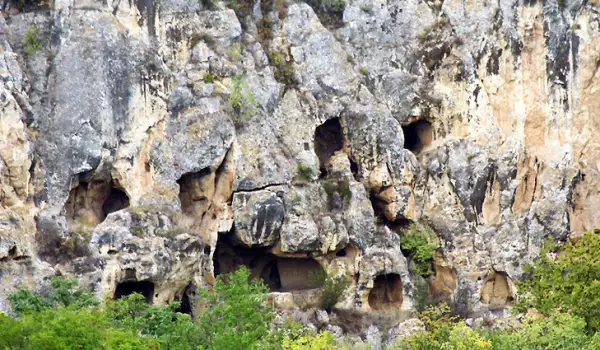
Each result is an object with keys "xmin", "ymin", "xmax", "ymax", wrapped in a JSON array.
[{"xmin": 1, "ymin": 0, "xmax": 599, "ymax": 333}]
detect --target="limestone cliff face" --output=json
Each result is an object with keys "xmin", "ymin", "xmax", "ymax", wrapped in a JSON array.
[{"xmin": 0, "ymin": 0, "xmax": 599, "ymax": 324}]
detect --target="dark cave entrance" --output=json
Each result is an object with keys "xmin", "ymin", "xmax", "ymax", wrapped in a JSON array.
[
  {"xmin": 314, "ymin": 118, "xmax": 344, "ymax": 177},
  {"xmin": 175, "ymin": 284, "xmax": 195, "ymax": 315},
  {"xmin": 368, "ymin": 274, "xmax": 403, "ymax": 311},
  {"xmin": 102, "ymin": 187, "xmax": 130, "ymax": 218},
  {"xmin": 177, "ymin": 168, "xmax": 213, "ymax": 216},
  {"xmin": 213, "ymin": 236, "xmax": 325, "ymax": 292},
  {"xmin": 114, "ymin": 281, "xmax": 155, "ymax": 303},
  {"xmin": 66, "ymin": 179, "xmax": 130, "ymax": 231},
  {"xmin": 3, "ymin": 0, "xmax": 51, "ymax": 12},
  {"xmin": 402, "ymin": 120, "xmax": 433, "ymax": 154}
]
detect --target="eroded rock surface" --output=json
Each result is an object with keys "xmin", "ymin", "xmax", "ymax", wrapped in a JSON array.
[{"xmin": 0, "ymin": 0, "xmax": 599, "ymax": 326}]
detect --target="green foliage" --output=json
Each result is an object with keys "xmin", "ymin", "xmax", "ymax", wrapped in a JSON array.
[
  {"xmin": 295, "ymin": 162, "xmax": 314, "ymax": 182},
  {"xmin": 8, "ymin": 277, "xmax": 96, "ymax": 316},
  {"xmin": 309, "ymin": 270, "xmax": 350, "ymax": 311},
  {"xmin": 7, "ymin": 288, "xmax": 51, "ymax": 315},
  {"xmin": 412, "ymin": 276, "xmax": 432, "ymax": 312},
  {"xmin": 197, "ymin": 266, "xmax": 274, "ymax": 350},
  {"xmin": 268, "ymin": 51, "xmax": 296, "ymax": 88},
  {"xmin": 24, "ymin": 25, "xmax": 40, "ymax": 56},
  {"xmin": 106, "ymin": 294, "xmax": 198, "ymax": 349},
  {"xmin": 228, "ymin": 43, "xmax": 243, "ymax": 62},
  {"xmin": 0, "ymin": 270, "xmax": 342, "ymax": 350},
  {"xmin": 360, "ymin": 66, "xmax": 368, "ymax": 75},
  {"xmin": 282, "ymin": 331, "xmax": 339, "ymax": 350},
  {"xmin": 322, "ymin": 178, "xmax": 352, "ymax": 208},
  {"xmin": 223, "ymin": 0, "xmax": 254, "ymax": 17},
  {"xmin": 305, "ymin": 0, "xmax": 345, "ymax": 28},
  {"xmin": 190, "ymin": 33, "xmax": 215, "ymax": 49},
  {"xmin": 203, "ymin": 72, "xmax": 216, "ymax": 83},
  {"xmin": 514, "ymin": 231, "xmax": 600, "ymax": 332},
  {"xmin": 400, "ymin": 224, "xmax": 439, "ymax": 276},
  {"xmin": 227, "ymin": 74, "xmax": 260, "ymax": 125},
  {"xmin": 489, "ymin": 313, "xmax": 595, "ymax": 350}
]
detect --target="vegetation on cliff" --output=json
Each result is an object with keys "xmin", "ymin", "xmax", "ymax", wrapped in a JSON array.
[{"xmin": 4, "ymin": 232, "xmax": 600, "ymax": 349}]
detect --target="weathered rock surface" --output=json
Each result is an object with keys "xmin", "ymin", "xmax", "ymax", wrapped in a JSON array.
[{"xmin": 0, "ymin": 0, "xmax": 599, "ymax": 328}]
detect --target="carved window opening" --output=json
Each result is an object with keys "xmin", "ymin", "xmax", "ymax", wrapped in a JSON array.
[
  {"xmin": 368, "ymin": 274, "xmax": 403, "ymax": 310},
  {"xmin": 213, "ymin": 237, "xmax": 325, "ymax": 292},
  {"xmin": 177, "ymin": 168, "xmax": 214, "ymax": 216},
  {"xmin": 402, "ymin": 120, "xmax": 433, "ymax": 154},
  {"xmin": 480, "ymin": 271, "xmax": 515, "ymax": 307},
  {"xmin": 314, "ymin": 118, "xmax": 344, "ymax": 177},
  {"xmin": 114, "ymin": 281, "xmax": 155, "ymax": 303},
  {"xmin": 66, "ymin": 179, "xmax": 130, "ymax": 232}
]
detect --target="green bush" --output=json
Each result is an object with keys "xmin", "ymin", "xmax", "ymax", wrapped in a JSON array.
[
  {"xmin": 400, "ymin": 224, "xmax": 439, "ymax": 276},
  {"xmin": 295, "ymin": 162, "xmax": 314, "ymax": 182},
  {"xmin": 197, "ymin": 266, "xmax": 274, "ymax": 350},
  {"xmin": 309, "ymin": 270, "xmax": 350, "ymax": 311},
  {"xmin": 0, "ymin": 270, "xmax": 343, "ymax": 350},
  {"xmin": 322, "ymin": 178, "xmax": 352, "ymax": 208},
  {"xmin": 8, "ymin": 277, "xmax": 97, "ymax": 315},
  {"xmin": 515, "ymin": 230, "xmax": 600, "ymax": 332},
  {"xmin": 268, "ymin": 51, "xmax": 296, "ymax": 88},
  {"xmin": 489, "ymin": 313, "xmax": 596, "ymax": 350},
  {"xmin": 24, "ymin": 25, "xmax": 40, "ymax": 56},
  {"xmin": 227, "ymin": 74, "xmax": 260, "ymax": 125},
  {"xmin": 282, "ymin": 331, "xmax": 338, "ymax": 350}
]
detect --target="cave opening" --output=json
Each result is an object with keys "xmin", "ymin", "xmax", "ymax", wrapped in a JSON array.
[
  {"xmin": 175, "ymin": 284, "xmax": 195, "ymax": 315},
  {"xmin": 102, "ymin": 187, "xmax": 130, "ymax": 218},
  {"xmin": 368, "ymin": 274, "xmax": 403, "ymax": 311},
  {"xmin": 114, "ymin": 281, "xmax": 155, "ymax": 303},
  {"xmin": 3, "ymin": 0, "xmax": 51, "ymax": 12},
  {"xmin": 177, "ymin": 168, "xmax": 213, "ymax": 216},
  {"xmin": 213, "ymin": 236, "xmax": 325, "ymax": 292},
  {"xmin": 480, "ymin": 271, "xmax": 514, "ymax": 307},
  {"xmin": 402, "ymin": 120, "xmax": 433, "ymax": 154},
  {"xmin": 65, "ymin": 179, "xmax": 130, "ymax": 231},
  {"xmin": 314, "ymin": 118, "xmax": 344, "ymax": 177}
]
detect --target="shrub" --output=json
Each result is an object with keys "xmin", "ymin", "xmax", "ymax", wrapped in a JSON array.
[
  {"xmin": 322, "ymin": 178, "xmax": 352, "ymax": 208},
  {"xmin": 268, "ymin": 51, "xmax": 296, "ymax": 88},
  {"xmin": 360, "ymin": 66, "xmax": 368, "ymax": 75},
  {"xmin": 489, "ymin": 313, "xmax": 593, "ymax": 350},
  {"xmin": 400, "ymin": 224, "xmax": 439, "ymax": 276},
  {"xmin": 227, "ymin": 74, "xmax": 260, "ymax": 125},
  {"xmin": 24, "ymin": 25, "xmax": 40, "ymax": 56},
  {"xmin": 106, "ymin": 294, "xmax": 198, "ymax": 349},
  {"xmin": 282, "ymin": 331, "xmax": 338, "ymax": 350},
  {"xmin": 305, "ymin": 0, "xmax": 345, "ymax": 28},
  {"xmin": 8, "ymin": 276, "xmax": 97, "ymax": 315},
  {"xmin": 392, "ymin": 303, "xmax": 492, "ymax": 350},
  {"xmin": 227, "ymin": 43, "xmax": 243, "ymax": 62},
  {"xmin": 197, "ymin": 266, "xmax": 274, "ymax": 350},
  {"xmin": 295, "ymin": 162, "xmax": 314, "ymax": 182},
  {"xmin": 309, "ymin": 270, "xmax": 350, "ymax": 311},
  {"xmin": 190, "ymin": 33, "xmax": 215, "ymax": 49},
  {"xmin": 1, "ymin": 270, "xmax": 342, "ymax": 350},
  {"xmin": 515, "ymin": 230, "xmax": 600, "ymax": 332}
]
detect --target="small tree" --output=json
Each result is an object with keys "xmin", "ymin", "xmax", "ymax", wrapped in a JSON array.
[
  {"xmin": 197, "ymin": 266, "xmax": 274, "ymax": 350},
  {"xmin": 400, "ymin": 224, "xmax": 440, "ymax": 276},
  {"xmin": 309, "ymin": 270, "xmax": 350, "ymax": 311},
  {"xmin": 515, "ymin": 230, "xmax": 600, "ymax": 332}
]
